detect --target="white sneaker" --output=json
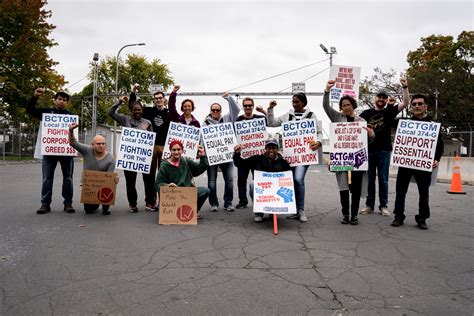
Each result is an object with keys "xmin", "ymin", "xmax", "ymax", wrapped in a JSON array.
[
  {"xmin": 359, "ymin": 207, "xmax": 374, "ymax": 215},
  {"xmin": 210, "ymin": 206, "xmax": 219, "ymax": 212},
  {"xmin": 380, "ymin": 207, "xmax": 390, "ymax": 216},
  {"xmin": 254, "ymin": 214, "xmax": 264, "ymax": 223},
  {"xmin": 298, "ymin": 210, "xmax": 308, "ymax": 222}
]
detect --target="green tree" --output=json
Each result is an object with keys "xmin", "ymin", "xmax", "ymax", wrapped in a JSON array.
[
  {"xmin": 0, "ymin": 0, "xmax": 66, "ymax": 125},
  {"xmin": 406, "ymin": 31, "xmax": 473, "ymax": 131},
  {"xmin": 71, "ymin": 54, "xmax": 174, "ymax": 128}
]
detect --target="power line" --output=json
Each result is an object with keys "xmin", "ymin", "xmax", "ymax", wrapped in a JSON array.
[
  {"xmin": 64, "ymin": 75, "xmax": 88, "ymax": 90},
  {"xmin": 227, "ymin": 58, "xmax": 329, "ymax": 91}
]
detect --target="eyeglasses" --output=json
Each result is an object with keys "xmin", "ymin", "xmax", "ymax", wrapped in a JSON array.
[
  {"xmin": 243, "ymin": 104, "xmax": 253, "ymax": 108},
  {"xmin": 411, "ymin": 102, "xmax": 425, "ymax": 106},
  {"xmin": 211, "ymin": 109, "xmax": 221, "ymax": 113}
]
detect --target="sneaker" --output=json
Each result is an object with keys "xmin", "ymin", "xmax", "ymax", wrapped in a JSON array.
[
  {"xmin": 63, "ymin": 204, "xmax": 76, "ymax": 213},
  {"xmin": 197, "ymin": 213, "xmax": 203, "ymax": 220},
  {"xmin": 129, "ymin": 205, "xmax": 138, "ymax": 213},
  {"xmin": 391, "ymin": 219, "xmax": 404, "ymax": 227},
  {"xmin": 380, "ymin": 207, "xmax": 390, "ymax": 216},
  {"xmin": 254, "ymin": 214, "xmax": 264, "ymax": 223},
  {"xmin": 298, "ymin": 210, "xmax": 308, "ymax": 222},
  {"xmin": 359, "ymin": 207, "xmax": 374, "ymax": 215},
  {"xmin": 36, "ymin": 204, "xmax": 51, "ymax": 214},
  {"xmin": 235, "ymin": 202, "xmax": 248, "ymax": 209},
  {"xmin": 145, "ymin": 203, "xmax": 158, "ymax": 212},
  {"xmin": 224, "ymin": 206, "xmax": 235, "ymax": 212},
  {"xmin": 102, "ymin": 209, "xmax": 111, "ymax": 216},
  {"xmin": 287, "ymin": 213, "xmax": 299, "ymax": 220},
  {"xmin": 350, "ymin": 216, "xmax": 359, "ymax": 225},
  {"xmin": 340, "ymin": 216, "xmax": 349, "ymax": 224},
  {"xmin": 416, "ymin": 222, "xmax": 428, "ymax": 230},
  {"xmin": 210, "ymin": 206, "xmax": 219, "ymax": 212}
]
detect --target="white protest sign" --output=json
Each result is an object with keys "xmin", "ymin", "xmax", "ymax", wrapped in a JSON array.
[
  {"xmin": 234, "ymin": 117, "xmax": 268, "ymax": 159},
  {"xmin": 40, "ymin": 113, "xmax": 78, "ymax": 156},
  {"xmin": 201, "ymin": 122, "xmax": 237, "ymax": 166},
  {"xmin": 281, "ymin": 119, "xmax": 318, "ymax": 166},
  {"xmin": 292, "ymin": 82, "xmax": 305, "ymax": 93},
  {"xmin": 162, "ymin": 122, "xmax": 200, "ymax": 160},
  {"xmin": 391, "ymin": 120, "xmax": 441, "ymax": 172},
  {"xmin": 329, "ymin": 121, "xmax": 368, "ymax": 171},
  {"xmin": 115, "ymin": 127, "xmax": 156, "ymax": 174},
  {"xmin": 329, "ymin": 65, "xmax": 361, "ymax": 102},
  {"xmin": 253, "ymin": 170, "xmax": 296, "ymax": 214}
]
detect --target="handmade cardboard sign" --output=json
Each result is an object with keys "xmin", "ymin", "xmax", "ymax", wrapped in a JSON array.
[
  {"xmin": 329, "ymin": 121, "xmax": 368, "ymax": 171},
  {"xmin": 159, "ymin": 186, "xmax": 197, "ymax": 225},
  {"xmin": 391, "ymin": 120, "xmax": 441, "ymax": 172},
  {"xmin": 40, "ymin": 113, "xmax": 79, "ymax": 156},
  {"xmin": 253, "ymin": 170, "xmax": 296, "ymax": 214},
  {"xmin": 281, "ymin": 119, "xmax": 318, "ymax": 166},
  {"xmin": 80, "ymin": 170, "xmax": 118, "ymax": 205}
]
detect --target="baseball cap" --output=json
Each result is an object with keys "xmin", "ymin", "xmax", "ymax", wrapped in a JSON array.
[
  {"xmin": 376, "ymin": 90, "xmax": 388, "ymax": 98},
  {"xmin": 265, "ymin": 138, "xmax": 279, "ymax": 148}
]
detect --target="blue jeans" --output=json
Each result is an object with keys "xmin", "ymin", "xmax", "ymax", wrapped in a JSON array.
[
  {"xmin": 366, "ymin": 150, "xmax": 391, "ymax": 209},
  {"xmin": 292, "ymin": 165, "xmax": 309, "ymax": 211},
  {"xmin": 41, "ymin": 155, "xmax": 74, "ymax": 205},
  {"xmin": 197, "ymin": 186, "xmax": 210, "ymax": 211},
  {"xmin": 207, "ymin": 161, "xmax": 234, "ymax": 208}
]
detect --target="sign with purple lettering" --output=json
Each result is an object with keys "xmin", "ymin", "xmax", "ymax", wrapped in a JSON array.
[
  {"xmin": 391, "ymin": 120, "xmax": 441, "ymax": 172},
  {"xmin": 329, "ymin": 65, "xmax": 361, "ymax": 102},
  {"xmin": 329, "ymin": 121, "xmax": 368, "ymax": 171},
  {"xmin": 281, "ymin": 119, "xmax": 318, "ymax": 166}
]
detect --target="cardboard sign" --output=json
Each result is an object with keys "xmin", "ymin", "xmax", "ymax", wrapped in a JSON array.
[
  {"xmin": 234, "ymin": 118, "xmax": 268, "ymax": 159},
  {"xmin": 329, "ymin": 65, "xmax": 361, "ymax": 102},
  {"xmin": 40, "ymin": 113, "xmax": 79, "ymax": 156},
  {"xmin": 158, "ymin": 186, "xmax": 197, "ymax": 225},
  {"xmin": 281, "ymin": 119, "xmax": 318, "ymax": 166},
  {"xmin": 329, "ymin": 121, "xmax": 368, "ymax": 171},
  {"xmin": 202, "ymin": 122, "xmax": 237, "ymax": 166},
  {"xmin": 253, "ymin": 170, "xmax": 296, "ymax": 214},
  {"xmin": 162, "ymin": 122, "xmax": 200, "ymax": 160},
  {"xmin": 115, "ymin": 127, "xmax": 156, "ymax": 174},
  {"xmin": 391, "ymin": 120, "xmax": 441, "ymax": 172},
  {"xmin": 80, "ymin": 170, "xmax": 118, "ymax": 205}
]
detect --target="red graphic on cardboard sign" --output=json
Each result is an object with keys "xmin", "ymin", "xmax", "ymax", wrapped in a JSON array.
[
  {"xmin": 176, "ymin": 205, "xmax": 194, "ymax": 222},
  {"xmin": 97, "ymin": 187, "xmax": 114, "ymax": 203}
]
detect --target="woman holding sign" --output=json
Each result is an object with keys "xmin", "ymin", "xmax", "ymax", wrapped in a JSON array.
[
  {"xmin": 323, "ymin": 80, "xmax": 375, "ymax": 225},
  {"xmin": 108, "ymin": 96, "xmax": 156, "ymax": 213},
  {"xmin": 267, "ymin": 93, "xmax": 323, "ymax": 222},
  {"xmin": 156, "ymin": 140, "xmax": 209, "ymax": 219}
]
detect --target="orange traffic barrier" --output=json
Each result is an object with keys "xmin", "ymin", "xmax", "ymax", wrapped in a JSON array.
[{"xmin": 447, "ymin": 155, "xmax": 466, "ymax": 194}]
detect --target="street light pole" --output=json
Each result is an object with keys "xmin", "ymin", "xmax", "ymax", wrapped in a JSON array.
[
  {"xmin": 91, "ymin": 53, "xmax": 99, "ymax": 136},
  {"xmin": 113, "ymin": 43, "xmax": 146, "ymax": 155},
  {"xmin": 319, "ymin": 43, "xmax": 337, "ymax": 67}
]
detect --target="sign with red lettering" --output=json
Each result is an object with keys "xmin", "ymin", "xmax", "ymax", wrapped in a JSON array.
[
  {"xmin": 234, "ymin": 118, "xmax": 268, "ymax": 159},
  {"xmin": 329, "ymin": 121, "xmax": 368, "ymax": 171},
  {"xmin": 162, "ymin": 122, "xmax": 200, "ymax": 160},
  {"xmin": 202, "ymin": 122, "xmax": 237, "ymax": 166},
  {"xmin": 329, "ymin": 65, "xmax": 361, "ymax": 102},
  {"xmin": 253, "ymin": 171, "xmax": 296, "ymax": 214},
  {"xmin": 159, "ymin": 187, "xmax": 197, "ymax": 225},
  {"xmin": 281, "ymin": 119, "xmax": 318, "ymax": 166},
  {"xmin": 40, "ymin": 113, "xmax": 79, "ymax": 156},
  {"xmin": 80, "ymin": 170, "xmax": 118, "ymax": 205},
  {"xmin": 391, "ymin": 120, "xmax": 441, "ymax": 172}
]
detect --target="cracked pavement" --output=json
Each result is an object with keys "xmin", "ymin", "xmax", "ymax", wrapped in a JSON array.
[{"xmin": 0, "ymin": 163, "xmax": 473, "ymax": 315}]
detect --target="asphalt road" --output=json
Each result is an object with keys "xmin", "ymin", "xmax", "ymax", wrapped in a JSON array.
[{"xmin": 1, "ymin": 162, "xmax": 473, "ymax": 315}]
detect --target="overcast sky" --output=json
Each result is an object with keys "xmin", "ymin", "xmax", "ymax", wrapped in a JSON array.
[{"xmin": 45, "ymin": 0, "xmax": 473, "ymax": 135}]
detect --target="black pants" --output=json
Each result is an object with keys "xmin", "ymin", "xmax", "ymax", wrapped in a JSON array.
[
  {"xmin": 339, "ymin": 171, "xmax": 364, "ymax": 217},
  {"xmin": 237, "ymin": 165, "xmax": 252, "ymax": 205},
  {"xmin": 124, "ymin": 170, "xmax": 156, "ymax": 206},
  {"xmin": 84, "ymin": 204, "xmax": 109, "ymax": 214},
  {"xmin": 393, "ymin": 167, "xmax": 431, "ymax": 224}
]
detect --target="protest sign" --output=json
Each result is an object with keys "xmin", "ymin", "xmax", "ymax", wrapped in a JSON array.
[
  {"xmin": 158, "ymin": 186, "xmax": 197, "ymax": 225},
  {"xmin": 40, "ymin": 113, "xmax": 79, "ymax": 156},
  {"xmin": 202, "ymin": 122, "xmax": 237, "ymax": 166},
  {"xmin": 329, "ymin": 65, "xmax": 361, "ymax": 102},
  {"xmin": 253, "ymin": 170, "xmax": 296, "ymax": 214},
  {"xmin": 391, "ymin": 120, "xmax": 441, "ymax": 172},
  {"xmin": 80, "ymin": 170, "xmax": 118, "ymax": 205},
  {"xmin": 162, "ymin": 122, "xmax": 200, "ymax": 160},
  {"xmin": 115, "ymin": 127, "xmax": 156, "ymax": 174},
  {"xmin": 281, "ymin": 119, "xmax": 318, "ymax": 166},
  {"xmin": 329, "ymin": 121, "xmax": 368, "ymax": 171},
  {"xmin": 234, "ymin": 118, "xmax": 268, "ymax": 159}
]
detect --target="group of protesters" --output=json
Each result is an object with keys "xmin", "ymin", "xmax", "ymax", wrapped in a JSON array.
[{"xmin": 26, "ymin": 75, "xmax": 443, "ymax": 230}]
